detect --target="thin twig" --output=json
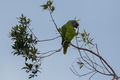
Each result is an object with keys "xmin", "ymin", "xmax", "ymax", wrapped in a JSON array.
[
  {"xmin": 70, "ymin": 65, "xmax": 80, "ymax": 77},
  {"xmin": 78, "ymin": 71, "xmax": 95, "ymax": 77},
  {"xmin": 84, "ymin": 51, "xmax": 95, "ymax": 68},
  {"xmin": 37, "ymin": 35, "xmax": 60, "ymax": 42},
  {"xmin": 96, "ymin": 44, "xmax": 112, "ymax": 74},
  {"xmin": 75, "ymin": 37, "xmax": 94, "ymax": 70},
  {"xmin": 89, "ymin": 72, "xmax": 97, "ymax": 80},
  {"xmin": 48, "ymin": 7, "xmax": 62, "ymax": 36},
  {"xmin": 39, "ymin": 47, "xmax": 62, "ymax": 59},
  {"xmin": 27, "ymin": 26, "xmax": 39, "ymax": 40},
  {"xmin": 70, "ymin": 64, "xmax": 95, "ymax": 78}
]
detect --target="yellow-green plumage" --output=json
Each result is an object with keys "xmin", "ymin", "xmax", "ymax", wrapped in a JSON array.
[{"xmin": 61, "ymin": 20, "xmax": 78, "ymax": 54}]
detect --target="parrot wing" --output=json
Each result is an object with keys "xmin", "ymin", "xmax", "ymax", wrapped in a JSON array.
[
  {"xmin": 61, "ymin": 24, "xmax": 67, "ymax": 44},
  {"xmin": 65, "ymin": 23, "xmax": 77, "ymax": 40},
  {"xmin": 61, "ymin": 24, "xmax": 69, "ymax": 54}
]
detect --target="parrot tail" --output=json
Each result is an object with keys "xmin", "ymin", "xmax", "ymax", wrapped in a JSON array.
[
  {"xmin": 62, "ymin": 40, "xmax": 70, "ymax": 54},
  {"xmin": 63, "ymin": 46, "xmax": 68, "ymax": 54}
]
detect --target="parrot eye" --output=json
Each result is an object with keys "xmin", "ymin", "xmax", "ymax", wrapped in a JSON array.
[{"xmin": 72, "ymin": 21, "xmax": 79, "ymax": 28}]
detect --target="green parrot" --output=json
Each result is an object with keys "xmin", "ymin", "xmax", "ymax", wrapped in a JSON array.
[{"xmin": 60, "ymin": 20, "xmax": 79, "ymax": 54}]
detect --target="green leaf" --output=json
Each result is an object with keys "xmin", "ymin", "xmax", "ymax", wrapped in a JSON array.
[
  {"xmin": 41, "ymin": 4, "xmax": 48, "ymax": 9},
  {"xmin": 35, "ymin": 65, "xmax": 39, "ymax": 69},
  {"xmin": 22, "ymin": 67, "xmax": 28, "ymax": 69},
  {"xmin": 28, "ymin": 64, "xmax": 33, "ymax": 69},
  {"xmin": 32, "ymin": 55, "xmax": 36, "ymax": 61},
  {"xmin": 51, "ymin": 6, "xmax": 55, "ymax": 12},
  {"xmin": 81, "ymin": 33, "xmax": 85, "ymax": 37},
  {"xmin": 25, "ymin": 63, "xmax": 29, "ymax": 67},
  {"xmin": 77, "ymin": 61, "xmax": 84, "ymax": 69},
  {"xmin": 77, "ymin": 61, "xmax": 83, "ymax": 65},
  {"xmin": 47, "ymin": 0, "xmax": 53, "ymax": 6}
]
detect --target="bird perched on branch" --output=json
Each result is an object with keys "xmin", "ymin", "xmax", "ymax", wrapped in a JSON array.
[{"xmin": 60, "ymin": 20, "xmax": 79, "ymax": 54}]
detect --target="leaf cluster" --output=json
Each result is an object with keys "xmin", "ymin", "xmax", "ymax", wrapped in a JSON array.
[
  {"xmin": 22, "ymin": 63, "xmax": 40, "ymax": 79},
  {"xmin": 10, "ymin": 14, "xmax": 40, "ymax": 78},
  {"xmin": 41, "ymin": 0, "xmax": 55, "ymax": 12},
  {"xmin": 80, "ymin": 30, "xmax": 94, "ymax": 46}
]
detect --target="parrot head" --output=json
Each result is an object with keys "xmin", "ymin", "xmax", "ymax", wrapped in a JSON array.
[{"xmin": 72, "ymin": 20, "xmax": 79, "ymax": 28}]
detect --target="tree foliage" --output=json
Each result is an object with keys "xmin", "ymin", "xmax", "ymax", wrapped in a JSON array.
[{"xmin": 10, "ymin": 14, "xmax": 41, "ymax": 78}]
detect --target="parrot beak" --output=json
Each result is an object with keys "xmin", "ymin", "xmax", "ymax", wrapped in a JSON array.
[
  {"xmin": 76, "ymin": 22, "xmax": 79, "ymax": 27},
  {"xmin": 75, "ymin": 22, "xmax": 79, "ymax": 28}
]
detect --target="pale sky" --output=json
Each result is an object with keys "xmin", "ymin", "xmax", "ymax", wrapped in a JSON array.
[{"xmin": 0, "ymin": 0, "xmax": 120, "ymax": 80}]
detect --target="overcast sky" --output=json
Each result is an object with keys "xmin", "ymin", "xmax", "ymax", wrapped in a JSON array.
[{"xmin": 0, "ymin": 0, "xmax": 120, "ymax": 80}]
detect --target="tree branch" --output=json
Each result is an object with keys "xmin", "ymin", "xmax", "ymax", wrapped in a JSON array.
[
  {"xmin": 37, "ymin": 35, "xmax": 60, "ymax": 42},
  {"xmin": 38, "ymin": 47, "xmax": 62, "ymax": 59},
  {"xmin": 70, "ymin": 43, "xmax": 119, "ymax": 79}
]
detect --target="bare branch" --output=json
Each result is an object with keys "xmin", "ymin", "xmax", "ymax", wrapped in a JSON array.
[
  {"xmin": 48, "ymin": 8, "xmax": 62, "ymax": 36},
  {"xmin": 70, "ymin": 64, "xmax": 95, "ymax": 78},
  {"xmin": 37, "ymin": 35, "xmax": 60, "ymax": 42},
  {"xmin": 70, "ymin": 65, "xmax": 81, "ymax": 77},
  {"xmin": 77, "ymin": 71, "xmax": 95, "ymax": 77},
  {"xmin": 39, "ymin": 47, "xmax": 62, "ymax": 59},
  {"xmin": 95, "ymin": 44, "xmax": 112, "ymax": 74},
  {"xmin": 89, "ymin": 72, "xmax": 97, "ymax": 80},
  {"xmin": 70, "ymin": 43, "xmax": 119, "ymax": 79}
]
